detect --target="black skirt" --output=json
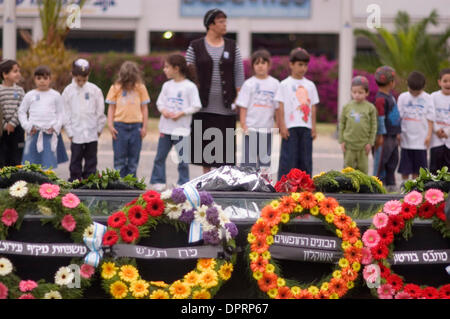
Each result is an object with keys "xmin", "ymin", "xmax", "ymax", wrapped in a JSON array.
[{"xmin": 190, "ymin": 112, "xmax": 237, "ymax": 167}]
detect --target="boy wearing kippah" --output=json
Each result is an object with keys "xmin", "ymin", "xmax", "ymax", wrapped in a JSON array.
[{"xmin": 338, "ymin": 76, "xmax": 377, "ymax": 174}]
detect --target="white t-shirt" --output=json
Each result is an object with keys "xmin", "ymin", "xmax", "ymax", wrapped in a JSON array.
[
  {"xmin": 274, "ymin": 76, "xmax": 320, "ymax": 129},
  {"xmin": 156, "ymin": 79, "xmax": 201, "ymax": 136},
  {"xmin": 430, "ymin": 90, "xmax": 450, "ymax": 149},
  {"xmin": 235, "ymin": 76, "xmax": 280, "ymax": 129},
  {"xmin": 18, "ymin": 89, "xmax": 64, "ymax": 134},
  {"xmin": 397, "ymin": 91, "xmax": 434, "ymax": 150},
  {"xmin": 62, "ymin": 80, "xmax": 106, "ymax": 144}
]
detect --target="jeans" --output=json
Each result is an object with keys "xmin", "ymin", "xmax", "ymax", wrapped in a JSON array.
[
  {"xmin": 241, "ymin": 130, "xmax": 272, "ymax": 169},
  {"xmin": 112, "ymin": 122, "xmax": 142, "ymax": 178},
  {"xmin": 150, "ymin": 133, "xmax": 190, "ymax": 185},
  {"xmin": 278, "ymin": 127, "xmax": 312, "ymax": 179}
]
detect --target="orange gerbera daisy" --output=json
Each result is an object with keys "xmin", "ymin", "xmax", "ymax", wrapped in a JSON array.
[
  {"xmin": 276, "ymin": 286, "xmax": 293, "ymax": 299},
  {"xmin": 294, "ymin": 289, "xmax": 313, "ymax": 299},
  {"xmin": 260, "ymin": 206, "xmax": 282, "ymax": 227},
  {"xmin": 316, "ymin": 289, "xmax": 331, "ymax": 299},
  {"xmin": 341, "ymin": 267, "xmax": 358, "ymax": 282},
  {"xmin": 342, "ymin": 227, "xmax": 361, "ymax": 244},
  {"xmin": 298, "ymin": 192, "xmax": 317, "ymax": 209},
  {"xmin": 257, "ymin": 272, "xmax": 278, "ymax": 292},
  {"xmin": 318, "ymin": 197, "xmax": 339, "ymax": 216},
  {"xmin": 251, "ymin": 237, "xmax": 269, "ymax": 254},
  {"xmin": 329, "ymin": 278, "xmax": 348, "ymax": 298},
  {"xmin": 344, "ymin": 246, "xmax": 363, "ymax": 264},
  {"xmin": 197, "ymin": 258, "xmax": 216, "ymax": 271},
  {"xmin": 279, "ymin": 196, "xmax": 297, "ymax": 214},
  {"xmin": 250, "ymin": 256, "xmax": 269, "ymax": 273},
  {"xmin": 251, "ymin": 221, "xmax": 271, "ymax": 239},
  {"xmin": 333, "ymin": 214, "xmax": 352, "ymax": 230}
]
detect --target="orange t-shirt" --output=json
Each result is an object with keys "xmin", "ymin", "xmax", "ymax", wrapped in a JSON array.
[{"xmin": 106, "ymin": 83, "xmax": 150, "ymax": 123}]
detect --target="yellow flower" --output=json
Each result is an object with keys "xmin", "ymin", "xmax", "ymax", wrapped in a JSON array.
[
  {"xmin": 291, "ymin": 286, "xmax": 301, "ymax": 295},
  {"xmin": 184, "ymin": 271, "xmax": 200, "ymax": 286},
  {"xmin": 249, "ymin": 252, "xmax": 259, "ymax": 262},
  {"xmin": 262, "ymin": 251, "xmax": 271, "ymax": 260},
  {"xmin": 352, "ymin": 262, "xmax": 361, "ymax": 272},
  {"xmin": 199, "ymin": 269, "xmax": 219, "ymax": 289},
  {"xmin": 350, "ymin": 221, "xmax": 357, "ymax": 229},
  {"xmin": 339, "ymin": 258, "xmax": 350, "ymax": 269},
  {"xmin": 266, "ymin": 235, "xmax": 274, "ymax": 245},
  {"xmin": 294, "ymin": 205, "xmax": 304, "ymax": 213},
  {"xmin": 267, "ymin": 288, "xmax": 278, "ymax": 298},
  {"xmin": 110, "ymin": 281, "xmax": 128, "ymax": 299},
  {"xmin": 332, "ymin": 270, "xmax": 342, "ymax": 279},
  {"xmin": 130, "ymin": 280, "xmax": 149, "ymax": 298},
  {"xmin": 321, "ymin": 282, "xmax": 329, "ymax": 291},
  {"xmin": 308, "ymin": 286, "xmax": 319, "ymax": 296},
  {"xmin": 372, "ymin": 176, "xmax": 383, "ymax": 187},
  {"xmin": 354, "ymin": 240, "xmax": 363, "ymax": 249},
  {"xmin": 329, "ymin": 293, "xmax": 339, "ymax": 299},
  {"xmin": 277, "ymin": 278, "xmax": 286, "ymax": 287},
  {"xmin": 281, "ymin": 213, "xmax": 290, "ymax": 224},
  {"xmin": 334, "ymin": 206, "xmax": 345, "ymax": 215},
  {"xmin": 193, "ymin": 289, "xmax": 211, "ymax": 299},
  {"xmin": 341, "ymin": 241, "xmax": 351, "ymax": 250},
  {"xmin": 310, "ymin": 206, "xmax": 319, "ymax": 216},
  {"xmin": 253, "ymin": 271, "xmax": 263, "ymax": 280},
  {"xmin": 119, "ymin": 265, "xmax": 139, "ymax": 283},
  {"xmin": 218, "ymin": 263, "xmax": 233, "ymax": 281},
  {"xmin": 150, "ymin": 281, "xmax": 169, "ymax": 288},
  {"xmin": 45, "ymin": 170, "xmax": 54, "ymax": 175},
  {"xmin": 271, "ymin": 226, "xmax": 279, "ymax": 235},
  {"xmin": 170, "ymin": 280, "xmax": 191, "ymax": 299},
  {"xmin": 313, "ymin": 172, "xmax": 325, "ymax": 179},
  {"xmin": 336, "ymin": 229, "xmax": 342, "ymax": 238},
  {"xmin": 291, "ymin": 193, "xmax": 300, "ymax": 201},
  {"xmin": 325, "ymin": 214, "xmax": 334, "ymax": 223},
  {"xmin": 270, "ymin": 200, "xmax": 280, "ymax": 209},
  {"xmin": 342, "ymin": 167, "xmax": 354, "ymax": 173},
  {"xmin": 314, "ymin": 192, "xmax": 325, "ymax": 202},
  {"xmin": 150, "ymin": 289, "xmax": 169, "ymax": 299},
  {"xmin": 101, "ymin": 262, "xmax": 118, "ymax": 280},
  {"xmin": 347, "ymin": 281, "xmax": 355, "ymax": 289},
  {"xmin": 265, "ymin": 264, "xmax": 275, "ymax": 273},
  {"xmin": 247, "ymin": 233, "xmax": 256, "ymax": 244},
  {"xmin": 197, "ymin": 259, "xmax": 216, "ymax": 272}
]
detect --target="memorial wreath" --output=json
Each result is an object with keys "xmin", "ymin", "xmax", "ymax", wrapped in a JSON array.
[
  {"xmin": 246, "ymin": 191, "xmax": 363, "ymax": 299},
  {"xmin": 100, "ymin": 187, "xmax": 238, "ymax": 299},
  {"xmin": 362, "ymin": 189, "xmax": 450, "ymax": 299}
]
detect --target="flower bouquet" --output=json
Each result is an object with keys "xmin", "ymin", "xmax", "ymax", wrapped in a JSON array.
[{"xmin": 274, "ymin": 169, "xmax": 315, "ymax": 193}]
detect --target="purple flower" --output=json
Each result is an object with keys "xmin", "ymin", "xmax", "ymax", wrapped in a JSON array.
[
  {"xmin": 171, "ymin": 188, "xmax": 186, "ymax": 204},
  {"xmin": 199, "ymin": 192, "xmax": 214, "ymax": 206},
  {"xmin": 179, "ymin": 209, "xmax": 195, "ymax": 223},
  {"xmin": 203, "ymin": 230, "xmax": 220, "ymax": 245},
  {"xmin": 206, "ymin": 207, "xmax": 220, "ymax": 226},
  {"xmin": 225, "ymin": 223, "xmax": 238, "ymax": 238}
]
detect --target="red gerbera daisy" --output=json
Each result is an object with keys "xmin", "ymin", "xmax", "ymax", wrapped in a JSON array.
[
  {"xmin": 400, "ymin": 203, "xmax": 416, "ymax": 220},
  {"xmin": 377, "ymin": 226, "xmax": 394, "ymax": 245},
  {"xmin": 371, "ymin": 244, "xmax": 389, "ymax": 260},
  {"xmin": 120, "ymin": 224, "xmax": 140, "ymax": 243},
  {"xmin": 276, "ymin": 286, "xmax": 293, "ymax": 299},
  {"xmin": 128, "ymin": 205, "xmax": 149, "ymax": 226},
  {"xmin": 342, "ymin": 226, "xmax": 360, "ymax": 244},
  {"xmin": 251, "ymin": 221, "xmax": 270, "ymax": 239},
  {"xmin": 250, "ymin": 256, "xmax": 269, "ymax": 273},
  {"xmin": 257, "ymin": 272, "xmax": 278, "ymax": 292},
  {"xmin": 378, "ymin": 262, "xmax": 391, "ymax": 279},
  {"xmin": 260, "ymin": 206, "xmax": 281, "ymax": 227},
  {"xmin": 439, "ymin": 284, "xmax": 450, "ymax": 299},
  {"xmin": 146, "ymin": 198, "xmax": 165, "ymax": 217},
  {"xmin": 125, "ymin": 198, "xmax": 138, "ymax": 207},
  {"xmin": 421, "ymin": 287, "xmax": 439, "ymax": 299},
  {"xmin": 418, "ymin": 201, "xmax": 436, "ymax": 219},
  {"xmin": 388, "ymin": 215, "xmax": 404, "ymax": 234},
  {"xmin": 436, "ymin": 202, "xmax": 447, "ymax": 222},
  {"xmin": 387, "ymin": 274, "xmax": 403, "ymax": 292},
  {"xmin": 318, "ymin": 197, "xmax": 338, "ymax": 216},
  {"xmin": 251, "ymin": 237, "xmax": 269, "ymax": 254},
  {"xmin": 403, "ymin": 284, "xmax": 422, "ymax": 299},
  {"xmin": 142, "ymin": 190, "xmax": 161, "ymax": 203},
  {"xmin": 107, "ymin": 211, "xmax": 127, "ymax": 229},
  {"xmin": 103, "ymin": 230, "xmax": 119, "ymax": 246}
]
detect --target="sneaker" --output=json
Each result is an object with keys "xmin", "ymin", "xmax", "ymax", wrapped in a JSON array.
[{"xmin": 150, "ymin": 183, "xmax": 166, "ymax": 192}]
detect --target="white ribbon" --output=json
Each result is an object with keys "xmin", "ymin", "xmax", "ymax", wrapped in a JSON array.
[
  {"xmin": 83, "ymin": 222, "xmax": 107, "ymax": 267},
  {"xmin": 183, "ymin": 184, "xmax": 203, "ymax": 243},
  {"xmin": 36, "ymin": 130, "xmax": 58, "ymax": 154}
]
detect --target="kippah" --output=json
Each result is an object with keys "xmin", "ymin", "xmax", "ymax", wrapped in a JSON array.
[
  {"xmin": 74, "ymin": 58, "xmax": 90, "ymax": 72},
  {"xmin": 352, "ymin": 75, "xmax": 369, "ymax": 90},
  {"xmin": 203, "ymin": 8, "xmax": 225, "ymax": 28}
]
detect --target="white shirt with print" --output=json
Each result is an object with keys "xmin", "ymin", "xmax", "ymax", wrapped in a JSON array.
[
  {"xmin": 274, "ymin": 76, "xmax": 319, "ymax": 130},
  {"xmin": 62, "ymin": 80, "xmax": 106, "ymax": 144},
  {"xmin": 398, "ymin": 91, "xmax": 434, "ymax": 150},
  {"xmin": 236, "ymin": 76, "xmax": 280, "ymax": 129},
  {"xmin": 430, "ymin": 90, "xmax": 450, "ymax": 149},
  {"xmin": 156, "ymin": 79, "xmax": 201, "ymax": 136}
]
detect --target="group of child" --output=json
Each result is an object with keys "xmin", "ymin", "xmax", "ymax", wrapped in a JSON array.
[{"xmin": 339, "ymin": 66, "xmax": 450, "ymax": 191}]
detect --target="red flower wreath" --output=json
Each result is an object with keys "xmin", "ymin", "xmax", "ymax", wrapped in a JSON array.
[{"xmin": 275, "ymin": 168, "xmax": 315, "ymax": 193}]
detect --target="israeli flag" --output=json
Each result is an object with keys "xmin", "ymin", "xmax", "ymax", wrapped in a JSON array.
[{"xmin": 183, "ymin": 184, "xmax": 203, "ymax": 243}]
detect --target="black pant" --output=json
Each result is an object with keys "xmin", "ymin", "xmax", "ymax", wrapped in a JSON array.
[
  {"xmin": 381, "ymin": 135, "xmax": 399, "ymax": 186},
  {"xmin": 430, "ymin": 145, "xmax": 450, "ymax": 174},
  {"xmin": 70, "ymin": 141, "xmax": 98, "ymax": 182},
  {"xmin": 0, "ymin": 126, "xmax": 25, "ymax": 168}
]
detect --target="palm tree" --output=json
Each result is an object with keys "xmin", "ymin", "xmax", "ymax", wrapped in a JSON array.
[{"xmin": 355, "ymin": 10, "xmax": 450, "ymax": 92}]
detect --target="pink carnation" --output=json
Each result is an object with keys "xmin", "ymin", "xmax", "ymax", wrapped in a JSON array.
[
  {"xmin": 373, "ymin": 212, "xmax": 389, "ymax": 229},
  {"xmin": 425, "ymin": 189, "xmax": 444, "ymax": 205},
  {"xmin": 363, "ymin": 264, "xmax": 379, "ymax": 283},
  {"xmin": 378, "ymin": 284, "xmax": 395, "ymax": 299},
  {"xmin": 395, "ymin": 291, "xmax": 412, "ymax": 299},
  {"xmin": 362, "ymin": 229, "xmax": 381, "ymax": 248},
  {"xmin": 0, "ymin": 282, "xmax": 8, "ymax": 299},
  {"xmin": 19, "ymin": 280, "xmax": 38, "ymax": 292},
  {"xmin": 1, "ymin": 208, "xmax": 18, "ymax": 227},
  {"xmin": 19, "ymin": 293, "xmax": 35, "ymax": 299},
  {"xmin": 39, "ymin": 183, "xmax": 60, "ymax": 199},
  {"xmin": 61, "ymin": 214, "xmax": 77, "ymax": 232},
  {"xmin": 383, "ymin": 200, "xmax": 402, "ymax": 215},
  {"xmin": 62, "ymin": 193, "xmax": 80, "ymax": 209},
  {"xmin": 80, "ymin": 264, "xmax": 95, "ymax": 279},
  {"xmin": 361, "ymin": 247, "xmax": 373, "ymax": 265},
  {"xmin": 404, "ymin": 191, "xmax": 423, "ymax": 206}
]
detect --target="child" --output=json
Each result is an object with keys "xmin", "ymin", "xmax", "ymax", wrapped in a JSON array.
[
  {"xmin": 397, "ymin": 71, "xmax": 434, "ymax": 181},
  {"xmin": 338, "ymin": 76, "xmax": 377, "ymax": 174},
  {"xmin": 275, "ymin": 47, "xmax": 319, "ymax": 178},
  {"xmin": 236, "ymin": 49, "xmax": 280, "ymax": 175},
  {"xmin": 373, "ymin": 66, "xmax": 401, "ymax": 192},
  {"xmin": 18, "ymin": 66, "xmax": 64, "ymax": 169},
  {"xmin": 106, "ymin": 61, "xmax": 150, "ymax": 178},
  {"xmin": 430, "ymin": 68, "xmax": 450, "ymax": 173},
  {"xmin": 0, "ymin": 59, "xmax": 25, "ymax": 167},
  {"xmin": 62, "ymin": 58, "xmax": 106, "ymax": 182},
  {"xmin": 150, "ymin": 53, "xmax": 201, "ymax": 191}
]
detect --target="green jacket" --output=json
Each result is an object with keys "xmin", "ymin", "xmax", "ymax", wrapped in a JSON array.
[{"xmin": 339, "ymin": 100, "xmax": 377, "ymax": 150}]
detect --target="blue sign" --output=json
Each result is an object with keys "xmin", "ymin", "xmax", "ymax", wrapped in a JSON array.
[{"xmin": 180, "ymin": 0, "xmax": 311, "ymax": 18}]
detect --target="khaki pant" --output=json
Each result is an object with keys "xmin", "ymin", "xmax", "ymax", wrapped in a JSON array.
[{"xmin": 344, "ymin": 148, "xmax": 368, "ymax": 174}]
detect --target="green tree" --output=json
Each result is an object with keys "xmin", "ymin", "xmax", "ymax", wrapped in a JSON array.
[{"xmin": 355, "ymin": 10, "xmax": 450, "ymax": 92}]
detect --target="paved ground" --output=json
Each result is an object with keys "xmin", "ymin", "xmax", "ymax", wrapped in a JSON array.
[{"xmin": 54, "ymin": 119, "xmax": 401, "ymax": 189}]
